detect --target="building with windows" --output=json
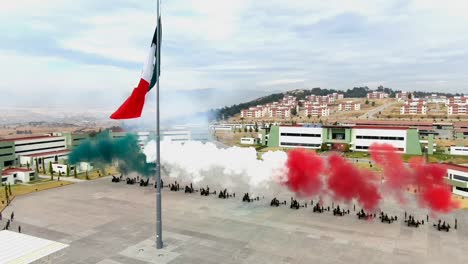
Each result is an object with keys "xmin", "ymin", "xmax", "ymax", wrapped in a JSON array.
[
  {"xmin": 0, "ymin": 141, "xmax": 15, "ymax": 169},
  {"xmin": 400, "ymin": 101, "xmax": 427, "ymax": 115},
  {"xmin": 0, "ymin": 136, "xmax": 67, "ymax": 163},
  {"xmin": 262, "ymin": 124, "xmax": 422, "ymax": 154},
  {"xmin": 367, "ymin": 91, "xmax": 389, "ymax": 99},
  {"xmin": 450, "ymin": 146, "xmax": 468, "ymax": 156},
  {"xmin": 162, "ymin": 129, "xmax": 191, "ymax": 142},
  {"xmin": 304, "ymin": 106, "xmax": 330, "ymax": 117},
  {"xmin": 447, "ymin": 104, "xmax": 467, "ymax": 115},
  {"xmin": 338, "ymin": 101, "xmax": 361, "ymax": 111},
  {"xmin": 444, "ymin": 164, "xmax": 468, "ymax": 197},
  {"xmin": 395, "ymin": 92, "xmax": 409, "ymax": 101},
  {"xmin": 1, "ymin": 168, "xmax": 35, "ymax": 184}
]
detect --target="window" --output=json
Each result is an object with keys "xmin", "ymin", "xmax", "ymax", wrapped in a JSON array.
[
  {"xmin": 15, "ymin": 139, "xmax": 65, "ymax": 147},
  {"xmin": 0, "ymin": 153, "xmax": 14, "ymax": 157},
  {"xmin": 280, "ymin": 133, "xmax": 321, "ymax": 137},
  {"xmin": 280, "ymin": 142, "xmax": 321, "ymax": 147},
  {"xmin": 0, "ymin": 146, "xmax": 12, "ymax": 150},
  {"xmin": 15, "ymin": 145, "xmax": 66, "ymax": 154},
  {"xmin": 453, "ymin": 175, "xmax": 468, "ymax": 182},
  {"xmin": 455, "ymin": 186, "xmax": 468, "ymax": 192},
  {"xmin": 355, "ymin": 135, "xmax": 404, "ymax": 141}
]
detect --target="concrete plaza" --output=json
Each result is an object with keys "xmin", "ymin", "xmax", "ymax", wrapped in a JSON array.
[{"xmin": 1, "ymin": 176, "xmax": 468, "ymax": 264}]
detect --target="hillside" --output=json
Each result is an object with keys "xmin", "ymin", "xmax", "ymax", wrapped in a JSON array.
[{"xmin": 211, "ymin": 86, "xmax": 462, "ymax": 120}]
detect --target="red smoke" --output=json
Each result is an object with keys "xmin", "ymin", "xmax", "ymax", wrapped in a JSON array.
[
  {"xmin": 284, "ymin": 143, "xmax": 458, "ymax": 213},
  {"xmin": 369, "ymin": 143, "xmax": 411, "ymax": 192},
  {"xmin": 409, "ymin": 157, "xmax": 459, "ymax": 212},
  {"xmin": 285, "ymin": 149, "xmax": 324, "ymax": 197},
  {"xmin": 327, "ymin": 154, "xmax": 381, "ymax": 211}
]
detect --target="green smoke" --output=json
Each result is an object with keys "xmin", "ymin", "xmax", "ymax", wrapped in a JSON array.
[{"xmin": 69, "ymin": 133, "xmax": 155, "ymax": 176}]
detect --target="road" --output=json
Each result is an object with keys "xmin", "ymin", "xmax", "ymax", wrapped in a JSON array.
[{"xmin": 359, "ymin": 101, "xmax": 398, "ymax": 119}]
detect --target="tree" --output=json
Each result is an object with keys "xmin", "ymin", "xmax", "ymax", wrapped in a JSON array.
[
  {"xmin": 42, "ymin": 160, "xmax": 46, "ymax": 174},
  {"xmin": 74, "ymin": 166, "xmax": 77, "ymax": 178},
  {"xmin": 49, "ymin": 162, "xmax": 54, "ymax": 180},
  {"xmin": 365, "ymin": 99, "xmax": 369, "ymax": 105},
  {"xmin": 85, "ymin": 170, "xmax": 89, "ymax": 180},
  {"xmin": 291, "ymin": 108, "xmax": 297, "ymax": 116},
  {"xmin": 371, "ymin": 101, "xmax": 375, "ymax": 107},
  {"xmin": 66, "ymin": 164, "xmax": 70, "ymax": 177},
  {"xmin": 26, "ymin": 161, "xmax": 30, "ymax": 170},
  {"xmin": 307, "ymin": 114, "xmax": 311, "ymax": 120},
  {"xmin": 249, "ymin": 127, "xmax": 253, "ymax": 133},
  {"xmin": 244, "ymin": 127, "xmax": 248, "ymax": 133},
  {"xmin": 58, "ymin": 171, "xmax": 61, "ymax": 181},
  {"xmin": 8, "ymin": 183, "xmax": 12, "ymax": 196}
]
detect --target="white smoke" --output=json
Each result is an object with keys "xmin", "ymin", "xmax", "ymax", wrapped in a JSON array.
[{"xmin": 144, "ymin": 140, "xmax": 288, "ymax": 194}]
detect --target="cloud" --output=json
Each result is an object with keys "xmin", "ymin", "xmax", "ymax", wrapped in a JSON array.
[{"xmin": 1, "ymin": 0, "xmax": 468, "ymax": 116}]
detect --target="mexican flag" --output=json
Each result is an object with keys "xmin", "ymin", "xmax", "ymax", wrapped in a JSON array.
[{"xmin": 110, "ymin": 17, "xmax": 161, "ymax": 119}]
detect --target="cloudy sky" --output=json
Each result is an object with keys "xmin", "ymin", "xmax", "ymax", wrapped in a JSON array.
[{"xmin": 1, "ymin": 0, "xmax": 468, "ymax": 115}]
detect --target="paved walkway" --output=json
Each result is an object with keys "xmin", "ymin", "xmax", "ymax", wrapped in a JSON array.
[{"xmin": 37, "ymin": 174, "xmax": 86, "ymax": 183}]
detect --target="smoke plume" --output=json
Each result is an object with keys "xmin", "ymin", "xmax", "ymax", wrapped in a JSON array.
[
  {"xmin": 144, "ymin": 140, "xmax": 287, "ymax": 194},
  {"xmin": 69, "ymin": 133, "xmax": 155, "ymax": 176}
]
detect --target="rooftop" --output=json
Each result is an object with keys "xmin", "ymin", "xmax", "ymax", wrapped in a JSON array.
[
  {"xmin": 2, "ymin": 167, "xmax": 34, "ymax": 175},
  {"xmin": 443, "ymin": 163, "xmax": 468, "ymax": 173}
]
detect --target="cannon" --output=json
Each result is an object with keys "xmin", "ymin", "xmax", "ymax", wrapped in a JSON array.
[
  {"xmin": 218, "ymin": 189, "xmax": 235, "ymax": 199},
  {"xmin": 313, "ymin": 203, "xmax": 325, "ymax": 213},
  {"xmin": 170, "ymin": 182, "xmax": 181, "ymax": 192},
  {"xmin": 405, "ymin": 216, "xmax": 421, "ymax": 228},
  {"xmin": 185, "ymin": 183, "xmax": 196, "ymax": 193},
  {"xmin": 139, "ymin": 178, "xmax": 150, "ymax": 187},
  {"xmin": 435, "ymin": 220, "xmax": 450, "ymax": 232},
  {"xmin": 290, "ymin": 198, "xmax": 307, "ymax": 209},
  {"xmin": 126, "ymin": 178, "xmax": 136, "ymax": 185},
  {"xmin": 379, "ymin": 213, "xmax": 395, "ymax": 224},
  {"xmin": 357, "ymin": 209, "xmax": 374, "ymax": 220},
  {"xmin": 200, "ymin": 186, "xmax": 216, "ymax": 196},
  {"xmin": 332, "ymin": 205, "xmax": 347, "ymax": 216},
  {"xmin": 111, "ymin": 175, "xmax": 120, "ymax": 183},
  {"xmin": 242, "ymin": 193, "xmax": 259, "ymax": 202},
  {"xmin": 270, "ymin": 197, "xmax": 287, "ymax": 207}
]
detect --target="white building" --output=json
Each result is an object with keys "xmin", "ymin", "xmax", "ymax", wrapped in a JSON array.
[
  {"xmin": 352, "ymin": 127, "xmax": 407, "ymax": 153},
  {"xmin": 400, "ymin": 101, "xmax": 427, "ymax": 115},
  {"xmin": 445, "ymin": 164, "xmax": 468, "ymax": 197},
  {"xmin": 305, "ymin": 106, "xmax": 330, "ymax": 117},
  {"xmin": 0, "ymin": 135, "xmax": 67, "ymax": 159},
  {"xmin": 338, "ymin": 101, "xmax": 361, "ymax": 111},
  {"xmin": 137, "ymin": 132, "xmax": 151, "ymax": 150},
  {"xmin": 19, "ymin": 149, "xmax": 70, "ymax": 169},
  {"xmin": 278, "ymin": 126, "xmax": 323, "ymax": 149},
  {"xmin": 1, "ymin": 168, "xmax": 35, "ymax": 184},
  {"xmin": 367, "ymin": 91, "xmax": 389, "ymax": 99},
  {"xmin": 162, "ymin": 129, "xmax": 191, "ymax": 142},
  {"xmin": 450, "ymin": 146, "xmax": 468, "ymax": 156},
  {"xmin": 240, "ymin": 137, "xmax": 259, "ymax": 145},
  {"xmin": 448, "ymin": 104, "xmax": 467, "ymax": 115}
]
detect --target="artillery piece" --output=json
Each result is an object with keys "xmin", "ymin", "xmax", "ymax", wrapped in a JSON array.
[
  {"xmin": 435, "ymin": 220, "xmax": 450, "ymax": 232},
  {"xmin": 313, "ymin": 203, "xmax": 325, "ymax": 213},
  {"xmin": 139, "ymin": 178, "xmax": 150, "ymax": 187},
  {"xmin": 111, "ymin": 176, "xmax": 120, "ymax": 183},
  {"xmin": 200, "ymin": 186, "xmax": 216, "ymax": 196},
  {"xmin": 290, "ymin": 198, "xmax": 307, "ymax": 209},
  {"xmin": 126, "ymin": 177, "xmax": 136, "ymax": 185},
  {"xmin": 270, "ymin": 197, "xmax": 287, "ymax": 207},
  {"xmin": 242, "ymin": 193, "xmax": 259, "ymax": 202},
  {"xmin": 332, "ymin": 205, "xmax": 348, "ymax": 216},
  {"xmin": 218, "ymin": 189, "xmax": 235, "ymax": 199},
  {"xmin": 405, "ymin": 215, "xmax": 422, "ymax": 228},
  {"xmin": 357, "ymin": 209, "xmax": 374, "ymax": 220},
  {"xmin": 185, "ymin": 183, "xmax": 197, "ymax": 193}
]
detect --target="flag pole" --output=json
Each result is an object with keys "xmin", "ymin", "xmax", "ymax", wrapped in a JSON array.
[{"xmin": 155, "ymin": 0, "xmax": 163, "ymax": 249}]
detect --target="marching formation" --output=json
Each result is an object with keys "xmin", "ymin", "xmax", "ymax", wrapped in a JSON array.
[{"xmin": 110, "ymin": 176, "xmax": 459, "ymax": 233}]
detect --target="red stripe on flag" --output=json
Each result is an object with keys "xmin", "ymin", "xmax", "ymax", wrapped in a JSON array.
[{"xmin": 110, "ymin": 79, "xmax": 150, "ymax": 119}]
